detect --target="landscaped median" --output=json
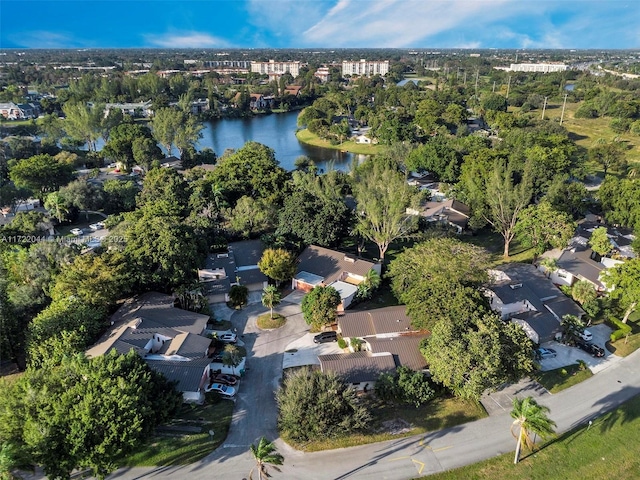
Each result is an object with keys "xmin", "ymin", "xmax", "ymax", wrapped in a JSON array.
[{"xmin": 295, "ymin": 128, "xmax": 383, "ymax": 156}]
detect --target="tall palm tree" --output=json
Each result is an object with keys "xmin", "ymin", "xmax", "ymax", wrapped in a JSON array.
[
  {"xmin": 510, "ymin": 397, "xmax": 556, "ymax": 464},
  {"xmin": 261, "ymin": 285, "xmax": 281, "ymax": 320},
  {"xmin": 249, "ymin": 437, "xmax": 284, "ymax": 480}
]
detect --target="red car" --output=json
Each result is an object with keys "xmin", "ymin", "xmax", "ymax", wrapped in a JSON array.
[{"xmin": 211, "ymin": 373, "xmax": 237, "ymax": 386}]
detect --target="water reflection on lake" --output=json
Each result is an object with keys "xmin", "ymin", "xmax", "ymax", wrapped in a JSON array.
[{"xmin": 199, "ymin": 111, "xmax": 365, "ymax": 172}]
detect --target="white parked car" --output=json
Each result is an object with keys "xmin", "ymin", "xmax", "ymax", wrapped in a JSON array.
[
  {"xmin": 89, "ymin": 222, "xmax": 105, "ymax": 231},
  {"xmin": 204, "ymin": 383, "xmax": 236, "ymax": 397},
  {"xmin": 218, "ymin": 333, "xmax": 237, "ymax": 344},
  {"xmin": 70, "ymin": 228, "xmax": 84, "ymax": 236},
  {"xmin": 579, "ymin": 329, "xmax": 593, "ymax": 341}
]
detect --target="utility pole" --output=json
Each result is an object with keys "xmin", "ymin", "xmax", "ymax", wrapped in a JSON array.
[
  {"xmin": 492, "ymin": 81, "xmax": 496, "ymax": 93},
  {"xmin": 506, "ymin": 76, "xmax": 511, "ymax": 99},
  {"xmin": 463, "ymin": 71, "xmax": 467, "ymax": 85},
  {"xmin": 474, "ymin": 70, "xmax": 479, "ymax": 98},
  {"xmin": 541, "ymin": 96, "xmax": 548, "ymax": 120},
  {"xmin": 560, "ymin": 93, "xmax": 568, "ymax": 125}
]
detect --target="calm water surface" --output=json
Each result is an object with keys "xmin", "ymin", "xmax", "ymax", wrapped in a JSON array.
[{"xmin": 199, "ymin": 111, "xmax": 365, "ymax": 172}]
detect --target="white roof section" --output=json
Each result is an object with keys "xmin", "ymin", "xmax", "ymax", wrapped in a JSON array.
[
  {"xmin": 295, "ymin": 271, "xmax": 324, "ymax": 286},
  {"xmin": 329, "ymin": 280, "xmax": 358, "ymax": 299}
]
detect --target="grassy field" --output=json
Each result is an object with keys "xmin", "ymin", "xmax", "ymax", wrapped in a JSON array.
[
  {"xmin": 532, "ymin": 363, "xmax": 593, "ymax": 393},
  {"xmin": 296, "ymin": 128, "xmax": 384, "ymax": 155},
  {"xmin": 286, "ymin": 395, "xmax": 486, "ymax": 452},
  {"xmin": 421, "ymin": 393, "xmax": 640, "ymax": 480},
  {"xmin": 122, "ymin": 398, "xmax": 235, "ymax": 467}
]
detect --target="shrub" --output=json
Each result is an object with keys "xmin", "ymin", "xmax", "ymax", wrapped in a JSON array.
[
  {"xmin": 374, "ymin": 367, "xmax": 435, "ymax": 408},
  {"xmin": 350, "ymin": 337, "xmax": 363, "ymax": 352},
  {"xmin": 337, "ymin": 338, "xmax": 348, "ymax": 349},
  {"xmin": 607, "ymin": 316, "xmax": 633, "ymax": 342}
]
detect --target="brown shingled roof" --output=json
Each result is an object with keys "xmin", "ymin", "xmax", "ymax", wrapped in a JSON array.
[
  {"xmin": 365, "ymin": 334, "xmax": 429, "ymax": 371},
  {"xmin": 338, "ymin": 306, "xmax": 414, "ymax": 338},
  {"xmin": 319, "ymin": 351, "xmax": 396, "ymax": 384}
]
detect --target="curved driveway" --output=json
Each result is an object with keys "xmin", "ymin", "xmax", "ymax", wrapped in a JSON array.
[{"xmin": 104, "ymin": 304, "xmax": 640, "ymax": 480}]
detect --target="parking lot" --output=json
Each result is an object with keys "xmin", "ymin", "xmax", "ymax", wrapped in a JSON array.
[{"xmin": 538, "ymin": 324, "xmax": 622, "ymax": 374}]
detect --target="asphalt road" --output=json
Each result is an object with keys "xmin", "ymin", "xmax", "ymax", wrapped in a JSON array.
[{"xmin": 102, "ymin": 305, "xmax": 640, "ymax": 480}]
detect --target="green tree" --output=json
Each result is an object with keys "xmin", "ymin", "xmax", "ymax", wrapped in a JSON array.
[
  {"xmin": 0, "ymin": 441, "xmax": 33, "ymax": 480},
  {"xmin": 9, "ymin": 154, "xmax": 75, "ymax": 199},
  {"xmin": 589, "ymin": 142, "xmax": 627, "ymax": 176},
  {"xmin": 228, "ymin": 285, "xmax": 248, "ymax": 308},
  {"xmin": 484, "ymin": 161, "xmax": 533, "ymax": 258},
  {"xmin": 103, "ymin": 123, "xmax": 161, "ymax": 171},
  {"xmin": 510, "ymin": 397, "xmax": 556, "ymax": 464},
  {"xmin": 301, "ymin": 286, "xmax": 341, "ymax": 331},
  {"xmin": 571, "ymin": 280, "xmax": 597, "ymax": 306},
  {"xmin": 602, "ymin": 258, "xmax": 640, "ymax": 323},
  {"xmin": 588, "ymin": 227, "xmax": 612, "ymax": 256},
  {"xmin": 222, "ymin": 343, "xmax": 243, "ymax": 376},
  {"xmin": 58, "ymin": 178, "xmax": 105, "ymax": 220},
  {"xmin": 261, "ymin": 285, "xmax": 281, "ymax": 320},
  {"xmin": 375, "ymin": 366, "xmax": 435, "ymax": 408},
  {"xmin": 276, "ymin": 368, "xmax": 371, "ymax": 443},
  {"xmin": 50, "ymin": 251, "xmax": 132, "ymax": 307},
  {"xmin": 249, "ymin": 437, "xmax": 284, "ymax": 480},
  {"xmin": 258, "ymin": 248, "xmax": 297, "ymax": 285},
  {"xmin": 387, "ymin": 238, "xmax": 490, "ymax": 330},
  {"xmin": 352, "ymin": 160, "xmax": 420, "ymax": 260},
  {"xmin": 0, "ymin": 351, "xmax": 181, "ymax": 479},
  {"xmin": 514, "ymin": 201, "xmax": 575, "ymax": 258},
  {"xmin": 150, "ymin": 107, "xmax": 179, "ymax": 154},
  {"xmin": 420, "ymin": 312, "xmax": 534, "ymax": 400},
  {"xmin": 560, "ymin": 314, "xmax": 586, "ymax": 342},
  {"xmin": 62, "ymin": 102, "xmax": 102, "ymax": 151},
  {"xmin": 43, "ymin": 191, "xmax": 71, "ymax": 223},
  {"xmin": 103, "ymin": 179, "xmax": 138, "ymax": 214},
  {"xmin": 227, "ymin": 196, "xmax": 275, "ymax": 239},
  {"xmin": 137, "ymin": 167, "xmax": 191, "ymax": 215}
]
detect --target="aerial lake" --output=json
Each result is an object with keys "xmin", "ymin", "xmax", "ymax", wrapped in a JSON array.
[{"xmin": 199, "ymin": 110, "xmax": 363, "ymax": 172}]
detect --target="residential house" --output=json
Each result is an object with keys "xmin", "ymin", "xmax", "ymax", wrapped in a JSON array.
[
  {"xmin": 319, "ymin": 306, "xmax": 428, "ymax": 390},
  {"xmin": 314, "ymin": 67, "xmax": 330, "ymax": 83},
  {"xmin": 104, "ymin": 101, "xmax": 154, "ymax": 118},
  {"xmin": 542, "ymin": 218, "xmax": 627, "ymax": 291},
  {"xmin": 407, "ymin": 199, "xmax": 471, "ymax": 234},
  {"xmin": 292, "ymin": 245, "xmax": 381, "ymax": 312},
  {"xmin": 200, "ymin": 240, "xmax": 269, "ymax": 303},
  {"xmin": 487, "ymin": 263, "xmax": 585, "ymax": 344},
  {"xmin": 283, "ymin": 85, "xmax": 302, "ymax": 97},
  {"xmin": 0, "ymin": 102, "xmax": 39, "ymax": 120},
  {"xmin": 86, "ymin": 292, "xmax": 214, "ymax": 403}
]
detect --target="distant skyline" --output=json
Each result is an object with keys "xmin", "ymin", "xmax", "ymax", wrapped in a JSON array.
[{"xmin": 1, "ymin": 0, "xmax": 638, "ymax": 50}]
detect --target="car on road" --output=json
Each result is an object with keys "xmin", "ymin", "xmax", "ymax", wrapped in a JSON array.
[
  {"xmin": 218, "ymin": 333, "xmax": 237, "ymax": 343},
  {"xmin": 204, "ymin": 382, "xmax": 236, "ymax": 397},
  {"xmin": 535, "ymin": 347, "xmax": 557, "ymax": 360},
  {"xmin": 575, "ymin": 339, "xmax": 605, "ymax": 357},
  {"xmin": 70, "ymin": 228, "xmax": 84, "ymax": 236},
  {"xmin": 211, "ymin": 373, "xmax": 237, "ymax": 386},
  {"xmin": 89, "ymin": 222, "xmax": 105, "ymax": 231},
  {"xmin": 579, "ymin": 329, "xmax": 593, "ymax": 341},
  {"xmin": 314, "ymin": 331, "xmax": 338, "ymax": 343}
]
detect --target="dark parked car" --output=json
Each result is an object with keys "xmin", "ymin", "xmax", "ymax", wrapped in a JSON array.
[
  {"xmin": 212, "ymin": 373, "xmax": 237, "ymax": 386},
  {"xmin": 575, "ymin": 339, "xmax": 605, "ymax": 358},
  {"xmin": 313, "ymin": 331, "xmax": 338, "ymax": 343}
]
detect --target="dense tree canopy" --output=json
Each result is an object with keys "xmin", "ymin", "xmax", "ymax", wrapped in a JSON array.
[
  {"xmin": 276, "ymin": 368, "xmax": 371, "ymax": 443},
  {"xmin": 301, "ymin": 285, "xmax": 341, "ymax": 330},
  {"xmin": 387, "ymin": 237, "xmax": 490, "ymax": 330},
  {"xmin": 421, "ymin": 312, "xmax": 534, "ymax": 400},
  {"xmin": 0, "ymin": 351, "xmax": 182, "ymax": 479},
  {"xmin": 514, "ymin": 201, "xmax": 575, "ymax": 257},
  {"xmin": 9, "ymin": 154, "xmax": 75, "ymax": 199}
]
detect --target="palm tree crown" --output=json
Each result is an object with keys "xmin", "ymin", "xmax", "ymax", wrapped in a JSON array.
[
  {"xmin": 249, "ymin": 436, "xmax": 284, "ymax": 480},
  {"xmin": 261, "ymin": 285, "xmax": 281, "ymax": 319},
  {"xmin": 510, "ymin": 396, "xmax": 556, "ymax": 464}
]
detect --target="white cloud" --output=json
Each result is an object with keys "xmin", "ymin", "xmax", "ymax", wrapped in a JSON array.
[
  {"xmin": 144, "ymin": 32, "xmax": 229, "ymax": 48},
  {"xmin": 11, "ymin": 31, "xmax": 79, "ymax": 49}
]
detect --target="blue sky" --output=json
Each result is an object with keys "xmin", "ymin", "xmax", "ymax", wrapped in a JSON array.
[{"xmin": 1, "ymin": 0, "xmax": 638, "ymax": 49}]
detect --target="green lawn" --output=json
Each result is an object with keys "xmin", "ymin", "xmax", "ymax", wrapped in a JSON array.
[
  {"xmin": 459, "ymin": 229, "xmax": 535, "ymax": 266},
  {"xmin": 122, "ymin": 398, "xmax": 235, "ymax": 467},
  {"xmin": 532, "ymin": 363, "xmax": 593, "ymax": 393},
  {"xmin": 296, "ymin": 128, "xmax": 384, "ymax": 155},
  {"xmin": 421, "ymin": 394, "xmax": 640, "ymax": 480},
  {"xmin": 607, "ymin": 311, "xmax": 640, "ymax": 357},
  {"xmin": 257, "ymin": 312, "xmax": 286, "ymax": 329},
  {"xmin": 286, "ymin": 395, "xmax": 486, "ymax": 452}
]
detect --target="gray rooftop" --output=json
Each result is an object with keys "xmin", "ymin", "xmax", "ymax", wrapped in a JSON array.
[
  {"xmin": 557, "ymin": 247, "xmax": 605, "ymax": 288},
  {"xmin": 365, "ymin": 334, "xmax": 429, "ymax": 371},
  {"xmin": 296, "ymin": 245, "xmax": 378, "ymax": 285},
  {"xmin": 318, "ymin": 351, "xmax": 396, "ymax": 384},
  {"xmin": 338, "ymin": 306, "xmax": 415, "ymax": 338},
  {"xmin": 149, "ymin": 359, "xmax": 210, "ymax": 392}
]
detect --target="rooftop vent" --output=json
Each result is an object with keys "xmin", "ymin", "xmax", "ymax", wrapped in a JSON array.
[
  {"xmin": 217, "ymin": 253, "xmax": 229, "ymax": 258},
  {"xmin": 132, "ymin": 318, "xmax": 143, "ymax": 329},
  {"xmin": 344, "ymin": 256, "xmax": 356, "ymax": 263},
  {"xmin": 509, "ymin": 283, "xmax": 523, "ymax": 290}
]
